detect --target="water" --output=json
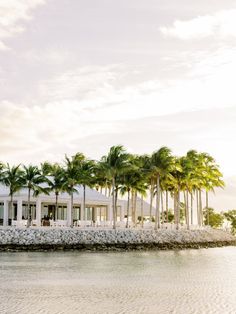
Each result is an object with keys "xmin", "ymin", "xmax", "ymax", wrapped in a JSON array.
[{"xmin": 0, "ymin": 247, "xmax": 236, "ymax": 314}]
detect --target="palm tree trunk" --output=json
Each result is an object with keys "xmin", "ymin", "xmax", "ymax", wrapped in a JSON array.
[
  {"xmin": 10, "ymin": 193, "xmax": 13, "ymax": 225},
  {"xmin": 83, "ymin": 184, "xmax": 86, "ymax": 221},
  {"xmin": 184, "ymin": 190, "xmax": 189, "ymax": 230},
  {"xmin": 126, "ymin": 189, "xmax": 130, "ymax": 228},
  {"xmin": 70, "ymin": 192, "xmax": 74, "ymax": 228},
  {"xmin": 55, "ymin": 192, "xmax": 58, "ymax": 220},
  {"xmin": 112, "ymin": 178, "xmax": 116, "ymax": 229},
  {"xmin": 186, "ymin": 191, "xmax": 190, "ymax": 230},
  {"xmin": 176, "ymin": 188, "xmax": 180, "ymax": 230},
  {"xmin": 149, "ymin": 181, "xmax": 153, "ymax": 220},
  {"xmin": 174, "ymin": 191, "xmax": 177, "ymax": 225},
  {"xmin": 115, "ymin": 186, "xmax": 118, "ymax": 223},
  {"xmin": 191, "ymin": 192, "xmax": 194, "ymax": 225},
  {"xmin": 27, "ymin": 188, "xmax": 31, "ymax": 228},
  {"xmin": 161, "ymin": 191, "xmax": 164, "ymax": 227},
  {"xmin": 141, "ymin": 195, "xmax": 144, "ymax": 228},
  {"xmin": 134, "ymin": 191, "xmax": 137, "ymax": 227},
  {"xmin": 131, "ymin": 189, "xmax": 134, "ymax": 223},
  {"xmin": 196, "ymin": 190, "xmax": 199, "ymax": 226},
  {"xmin": 206, "ymin": 190, "xmax": 209, "ymax": 225},
  {"xmin": 199, "ymin": 189, "xmax": 203, "ymax": 226},
  {"xmin": 166, "ymin": 190, "xmax": 168, "ymax": 223},
  {"xmin": 183, "ymin": 191, "xmax": 187, "ymax": 224},
  {"xmin": 154, "ymin": 175, "xmax": 160, "ymax": 230}
]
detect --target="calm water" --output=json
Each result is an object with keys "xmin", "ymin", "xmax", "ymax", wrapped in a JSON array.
[{"xmin": 0, "ymin": 247, "xmax": 236, "ymax": 314}]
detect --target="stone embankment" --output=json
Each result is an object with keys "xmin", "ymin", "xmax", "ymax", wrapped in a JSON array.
[{"xmin": 0, "ymin": 227, "xmax": 235, "ymax": 251}]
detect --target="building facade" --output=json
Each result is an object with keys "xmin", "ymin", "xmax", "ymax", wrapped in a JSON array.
[{"xmin": 0, "ymin": 184, "xmax": 116, "ymax": 227}]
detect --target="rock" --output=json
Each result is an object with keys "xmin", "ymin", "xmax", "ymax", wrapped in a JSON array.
[{"xmin": 0, "ymin": 227, "xmax": 235, "ymax": 251}]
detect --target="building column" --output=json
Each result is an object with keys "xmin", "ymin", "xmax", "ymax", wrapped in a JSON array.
[
  {"xmin": 67, "ymin": 200, "xmax": 71, "ymax": 227},
  {"xmin": 80, "ymin": 202, "xmax": 84, "ymax": 221},
  {"xmin": 107, "ymin": 203, "xmax": 112, "ymax": 221},
  {"xmin": 93, "ymin": 206, "xmax": 97, "ymax": 222},
  {"xmin": 120, "ymin": 205, "xmax": 125, "ymax": 222},
  {"xmin": 3, "ymin": 200, "xmax": 8, "ymax": 226},
  {"xmin": 36, "ymin": 199, "xmax": 41, "ymax": 227},
  {"xmin": 17, "ymin": 199, "xmax": 23, "ymax": 221}
]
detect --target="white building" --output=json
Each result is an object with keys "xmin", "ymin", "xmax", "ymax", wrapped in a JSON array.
[{"xmin": 0, "ymin": 184, "xmax": 114, "ymax": 227}]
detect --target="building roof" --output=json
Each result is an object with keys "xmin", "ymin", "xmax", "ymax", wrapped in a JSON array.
[
  {"xmin": 117, "ymin": 197, "xmax": 155, "ymax": 216},
  {"xmin": 0, "ymin": 184, "xmax": 110, "ymax": 203}
]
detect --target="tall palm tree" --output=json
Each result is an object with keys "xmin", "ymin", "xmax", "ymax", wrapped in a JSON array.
[
  {"xmin": 178, "ymin": 155, "xmax": 197, "ymax": 229},
  {"xmin": 119, "ymin": 164, "xmax": 142, "ymax": 227},
  {"xmin": 94, "ymin": 162, "xmax": 111, "ymax": 196},
  {"xmin": 62, "ymin": 155, "xmax": 81, "ymax": 227},
  {"xmin": 151, "ymin": 147, "xmax": 173, "ymax": 230},
  {"xmin": 21, "ymin": 165, "xmax": 49, "ymax": 227},
  {"xmin": 77, "ymin": 158, "xmax": 95, "ymax": 221},
  {"xmin": 41, "ymin": 162, "xmax": 65, "ymax": 220},
  {"xmin": 185, "ymin": 150, "xmax": 202, "ymax": 225},
  {"xmin": 170, "ymin": 157, "xmax": 183, "ymax": 230},
  {"xmin": 99, "ymin": 146, "xmax": 130, "ymax": 229},
  {"xmin": 199, "ymin": 153, "xmax": 224, "ymax": 225},
  {"xmin": 0, "ymin": 164, "xmax": 24, "ymax": 223}
]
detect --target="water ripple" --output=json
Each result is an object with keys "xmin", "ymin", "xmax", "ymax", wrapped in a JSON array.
[{"xmin": 0, "ymin": 247, "xmax": 236, "ymax": 313}]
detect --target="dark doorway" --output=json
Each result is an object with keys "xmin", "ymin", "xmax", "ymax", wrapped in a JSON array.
[{"xmin": 48, "ymin": 205, "xmax": 56, "ymax": 220}]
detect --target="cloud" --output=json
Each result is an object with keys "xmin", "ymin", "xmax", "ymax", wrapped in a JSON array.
[
  {"xmin": 0, "ymin": 0, "xmax": 46, "ymax": 50},
  {"xmin": 38, "ymin": 49, "xmax": 236, "ymax": 125},
  {"xmin": 160, "ymin": 9, "xmax": 236, "ymax": 40}
]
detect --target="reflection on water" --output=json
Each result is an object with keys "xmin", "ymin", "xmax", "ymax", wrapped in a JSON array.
[{"xmin": 0, "ymin": 247, "xmax": 236, "ymax": 314}]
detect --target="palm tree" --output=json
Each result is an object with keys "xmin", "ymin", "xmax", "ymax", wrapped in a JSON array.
[
  {"xmin": 77, "ymin": 158, "xmax": 95, "ymax": 221},
  {"xmin": 185, "ymin": 150, "xmax": 202, "ymax": 225},
  {"xmin": 0, "ymin": 164, "xmax": 24, "ymax": 224},
  {"xmin": 119, "ymin": 164, "xmax": 142, "ymax": 227},
  {"xmin": 199, "ymin": 153, "xmax": 224, "ymax": 225},
  {"xmin": 62, "ymin": 155, "xmax": 81, "ymax": 227},
  {"xmin": 178, "ymin": 155, "xmax": 196, "ymax": 229},
  {"xmin": 99, "ymin": 146, "xmax": 130, "ymax": 229},
  {"xmin": 41, "ymin": 162, "xmax": 65, "ymax": 220},
  {"xmin": 21, "ymin": 165, "xmax": 49, "ymax": 227},
  {"xmin": 151, "ymin": 147, "xmax": 173, "ymax": 230},
  {"xmin": 170, "ymin": 157, "xmax": 183, "ymax": 230}
]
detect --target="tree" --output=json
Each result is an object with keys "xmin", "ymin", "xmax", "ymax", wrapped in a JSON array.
[
  {"xmin": 224, "ymin": 210, "xmax": 236, "ymax": 234},
  {"xmin": 170, "ymin": 156, "xmax": 183, "ymax": 230},
  {"xmin": 203, "ymin": 207, "xmax": 224, "ymax": 228},
  {"xmin": 194, "ymin": 152, "xmax": 224, "ymax": 226},
  {"xmin": 41, "ymin": 162, "xmax": 65, "ymax": 220},
  {"xmin": 119, "ymin": 155, "xmax": 147, "ymax": 228},
  {"xmin": 163, "ymin": 209, "xmax": 174, "ymax": 223},
  {"xmin": 0, "ymin": 164, "xmax": 24, "ymax": 223},
  {"xmin": 151, "ymin": 147, "xmax": 173, "ymax": 230},
  {"xmin": 62, "ymin": 155, "xmax": 81, "ymax": 227},
  {"xmin": 21, "ymin": 165, "xmax": 49, "ymax": 227},
  {"xmin": 75, "ymin": 157, "xmax": 95, "ymax": 221},
  {"xmin": 99, "ymin": 146, "xmax": 130, "ymax": 229}
]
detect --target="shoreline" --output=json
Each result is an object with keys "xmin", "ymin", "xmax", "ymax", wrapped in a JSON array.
[
  {"xmin": 1, "ymin": 241, "xmax": 236, "ymax": 252},
  {"xmin": 0, "ymin": 227, "xmax": 235, "ymax": 252}
]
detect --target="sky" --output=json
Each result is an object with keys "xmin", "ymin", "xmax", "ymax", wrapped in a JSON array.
[{"xmin": 0, "ymin": 0, "xmax": 236, "ymax": 210}]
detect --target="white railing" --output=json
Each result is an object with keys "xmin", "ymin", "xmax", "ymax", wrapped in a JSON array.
[
  {"xmin": 11, "ymin": 219, "xmax": 28, "ymax": 227},
  {"xmin": 49, "ymin": 220, "xmax": 67, "ymax": 227}
]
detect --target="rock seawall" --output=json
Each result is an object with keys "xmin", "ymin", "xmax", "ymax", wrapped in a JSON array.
[{"xmin": 0, "ymin": 227, "xmax": 235, "ymax": 251}]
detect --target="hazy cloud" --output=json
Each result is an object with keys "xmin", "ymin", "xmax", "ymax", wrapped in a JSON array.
[
  {"xmin": 160, "ymin": 9, "xmax": 236, "ymax": 40},
  {"xmin": 0, "ymin": 0, "xmax": 46, "ymax": 50}
]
